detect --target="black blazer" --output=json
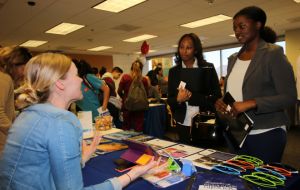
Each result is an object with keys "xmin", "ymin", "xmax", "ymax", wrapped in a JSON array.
[{"xmin": 167, "ymin": 62, "xmax": 222, "ymax": 124}]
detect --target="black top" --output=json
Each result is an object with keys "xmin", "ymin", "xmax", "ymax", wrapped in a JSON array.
[{"xmin": 167, "ymin": 62, "xmax": 222, "ymax": 123}]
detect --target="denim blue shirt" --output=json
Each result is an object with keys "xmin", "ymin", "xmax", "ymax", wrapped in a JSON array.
[{"xmin": 0, "ymin": 103, "xmax": 121, "ymax": 190}]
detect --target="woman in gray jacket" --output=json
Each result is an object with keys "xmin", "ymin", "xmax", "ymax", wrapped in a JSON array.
[{"xmin": 215, "ymin": 6, "xmax": 297, "ymax": 163}]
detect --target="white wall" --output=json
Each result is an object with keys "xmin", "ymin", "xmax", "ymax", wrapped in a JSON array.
[{"xmin": 286, "ymin": 28, "xmax": 300, "ymax": 72}]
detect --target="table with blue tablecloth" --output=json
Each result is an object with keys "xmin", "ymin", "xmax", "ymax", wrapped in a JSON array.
[
  {"xmin": 143, "ymin": 103, "xmax": 166, "ymax": 139},
  {"xmin": 82, "ymin": 149, "xmax": 300, "ymax": 190},
  {"xmin": 83, "ymin": 150, "xmax": 187, "ymax": 190}
]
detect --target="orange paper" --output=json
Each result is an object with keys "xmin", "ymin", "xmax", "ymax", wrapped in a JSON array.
[{"xmin": 136, "ymin": 154, "xmax": 152, "ymax": 165}]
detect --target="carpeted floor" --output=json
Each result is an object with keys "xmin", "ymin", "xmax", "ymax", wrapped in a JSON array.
[{"xmin": 282, "ymin": 125, "xmax": 300, "ymax": 170}]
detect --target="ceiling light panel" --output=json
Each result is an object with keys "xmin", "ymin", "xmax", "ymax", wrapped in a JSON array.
[
  {"xmin": 46, "ymin": 23, "xmax": 85, "ymax": 35},
  {"xmin": 87, "ymin": 46, "xmax": 112, "ymax": 51},
  {"xmin": 93, "ymin": 0, "xmax": 146, "ymax": 13},
  {"xmin": 123, "ymin": 34, "xmax": 157, "ymax": 42},
  {"xmin": 181, "ymin": 14, "xmax": 232, "ymax": 28},
  {"xmin": 20, "ymin": 40, "xmax": 48, "ymax": 47}
]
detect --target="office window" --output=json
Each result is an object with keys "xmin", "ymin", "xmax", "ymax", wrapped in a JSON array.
[
  {"xmin": 276, "ymin": 41, "xmax": 286, "ymax": 53},
  {"xmin": 203, "ymin": 50, "xmax": 221, "ymax": 77},
  {"xmin": 147, "ymin": 40, "xmax": 285, "ymax": 78}
]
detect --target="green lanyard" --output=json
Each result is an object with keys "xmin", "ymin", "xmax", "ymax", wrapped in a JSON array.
[{"xmin": 241, "ymin": 171, "xmax": 285, "ymax": 188}]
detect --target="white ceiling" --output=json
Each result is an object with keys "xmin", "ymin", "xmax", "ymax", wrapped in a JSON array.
[{"xmin": 0, "ymin": 0, "xmax": 300, "ymax": 57}]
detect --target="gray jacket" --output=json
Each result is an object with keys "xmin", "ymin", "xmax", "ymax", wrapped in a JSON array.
[{"xmin": 225, "ymin": 40, "xmax": 297, "ymax": 130}]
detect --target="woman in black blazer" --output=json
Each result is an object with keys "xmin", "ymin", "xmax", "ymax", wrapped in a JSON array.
[{"xmin": 167, "ymin": 33, "xmax": 221, "ymax": 144}]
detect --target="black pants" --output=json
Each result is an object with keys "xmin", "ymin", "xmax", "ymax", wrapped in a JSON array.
[
  {"xmin": 176, "ymin": 123, "xmax": 191, "ymax": 145},
  {"xmin": 107, "ymin": 103, "xmax": 122, "ymax": 129},
  {"xmin": 224, "ymin": 127, "xmax": 286, "ymax": 163}
]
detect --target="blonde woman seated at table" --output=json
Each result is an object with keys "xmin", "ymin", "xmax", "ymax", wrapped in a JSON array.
[{"xmin": 0, "ymin": 53, "xmax": 157, "ymax": 190}]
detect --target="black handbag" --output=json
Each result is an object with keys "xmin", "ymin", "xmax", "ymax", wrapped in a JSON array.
[
  {"xmin": 222, "ymin": 92, "xmax": 254, "ymax": 148},
  {"xmin": 190, "ymin": 111, "xmax": 218, "ymax": 143}
]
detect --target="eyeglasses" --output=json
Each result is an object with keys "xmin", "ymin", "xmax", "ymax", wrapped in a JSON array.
[
  {"xmin": 212, "ymin": 164, "xmax": 241, "ymax": 176},
  {"xmin": 261, "ymin": 165, "xmax": 292, "ymax": 177},
  {"xmin": 242, "ymin": 171, "xmax": 285, "ymax": 187},
  {"xmin": 255, "ymin": 167, "xmax": 286, "ymax": 180},
  {"xmin": 241, "ymin": 173, "xmax": 277, "ymax": 188},
  {"xmin": 226, "ymin": 159, "xmax": 255, "ymax": 170},
  {"xmin": 267, "ymin": 162, "xmax": 299, "ymax": 174},
  {"xmin": 233, "ymin": 155, "xmax": 263, "ymax": 167}
]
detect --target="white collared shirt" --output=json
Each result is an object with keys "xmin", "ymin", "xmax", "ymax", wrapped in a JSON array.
[{"xmin": 179, "ymin": 58, "xmax": 200, "ymax": 126}]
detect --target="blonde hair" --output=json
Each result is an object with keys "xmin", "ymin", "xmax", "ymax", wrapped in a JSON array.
[
  {"xmin": 15, "ymin": 53, "xmax": 71, "ymax": 109},
  {"xmin": 130, "ymin": 59, "xmax": 143, "ymax": 81}
]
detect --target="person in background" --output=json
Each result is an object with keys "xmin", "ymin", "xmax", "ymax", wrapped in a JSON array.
[
  {"xmin": 157, "ymin": 67, "xmax": 168, "ymax": 98},
  {"xmin": 0, "ymin": 47, "xmax": 15, "ymax": 154},
  {"xmin": 146, "ymin": 75, "xmax": 161, "ymax": 102},
  {"xmin": 105, "ymin": 66, "xmax": 123, "ymax": 80},
  {"xmin": 0, "ymin": 53, "xmax": 157, "ymax": 189},
  {"xmin": 91, "ymin": 67, "xmax": 99, "ymax": 77},
  {"xmin": 215, "ymin": 6, "xmax": 297, "ymax": 163},
  {"xmin": 99, "ymin": 66, "xmax": 107, "ymax": 78},
  {"xmin": 146, "ymin": 64, "xmax": 163, "ymax": 101},
  {"xmin": 102, "ymin": 67, "xmax": 124, "ymax": 128},
  {"xmin": 168, "ymin": 33, "xmax": 221, "ymax": 144},
  {"xmin": 118, "ymin": 60, "xmax": 149, "ymax": 132},
  {"xmin": 0, "ymin": 46, "xmax": 32, "ymax": 89},
  {"xmin": 75, "ymin": 60, "xmax": 110, "ymax": 120},
  {"xmin": 219, "ymin": 76, "xmax": 225, "ymax": 95},
  {"xmin": 146, "ymin": 63, "xmax": 161, "ymax": 87},
  {"xmin": 102, "ymin": 66, "xmax": 124, "ymax": 97}
]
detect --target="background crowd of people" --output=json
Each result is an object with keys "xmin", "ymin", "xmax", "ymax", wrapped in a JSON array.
[{"xmin": 0, "ymin": 5, "xmax": 298, "ymax": 190}]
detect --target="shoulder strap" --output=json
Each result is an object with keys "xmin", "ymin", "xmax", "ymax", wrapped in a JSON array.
[{"xmin": 83, "ymin": 75, "xmax": 96, "ymax": 92}]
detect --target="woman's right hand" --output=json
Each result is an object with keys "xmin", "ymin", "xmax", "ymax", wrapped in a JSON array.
[
  {"xmin": 128, "ymin": 157, "xmax": 158, "ymax": 179},
  {"xmin": 177, "ymin": 88, "xmax": 192, "ymax": 103},
  {"xmin": 118, "ymin": 157, "xmax": 159, "ymax": 187}
]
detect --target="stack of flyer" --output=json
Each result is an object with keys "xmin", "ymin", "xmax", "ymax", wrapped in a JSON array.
[{"xmin": 184, "ymin": 149, "xmax": 236, "ymax": 170}]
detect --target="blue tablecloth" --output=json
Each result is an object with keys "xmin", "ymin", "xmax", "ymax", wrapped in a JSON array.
[
  {"xmin": 82, "ymin": 150, "xmax": 187, "ymax": 190},
  {"xmin": 83, "ymin": 150, "xmax": 300, "ymax": 190},
  {"xmin": 144, "ymin": 104, "xmax": 166, "ymax": 139}
]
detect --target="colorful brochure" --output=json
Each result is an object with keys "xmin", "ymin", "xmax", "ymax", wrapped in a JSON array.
[
  {"xmin": 184, "ymin": 149, "xmax": 236, "ymax": 170},
  {"xmin": 127, "ymin": 134, "xmax": 154, "ymax": 142},
  {"xmin": 144, "ymin": 138, "xmax": 177, "ymax": 150},
  {"xmin": 103, "ymin": 130, "xmax": 142, "ymax": 141},
  {"xmin": 95, "ymin": 142, "xmax": 128, "ymax": 155},
  {"xmin": 158, "ymin": 144, "xmax": 203, "ymax": 159},
  {"xmin": 84, "ymin": 137, "xmax": 111, "ymax": 145}
]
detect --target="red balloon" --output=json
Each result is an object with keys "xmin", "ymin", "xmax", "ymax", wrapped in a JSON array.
[{"xmin": 141, "ymin": 41, "xmax": 149, "ymax": 55}]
